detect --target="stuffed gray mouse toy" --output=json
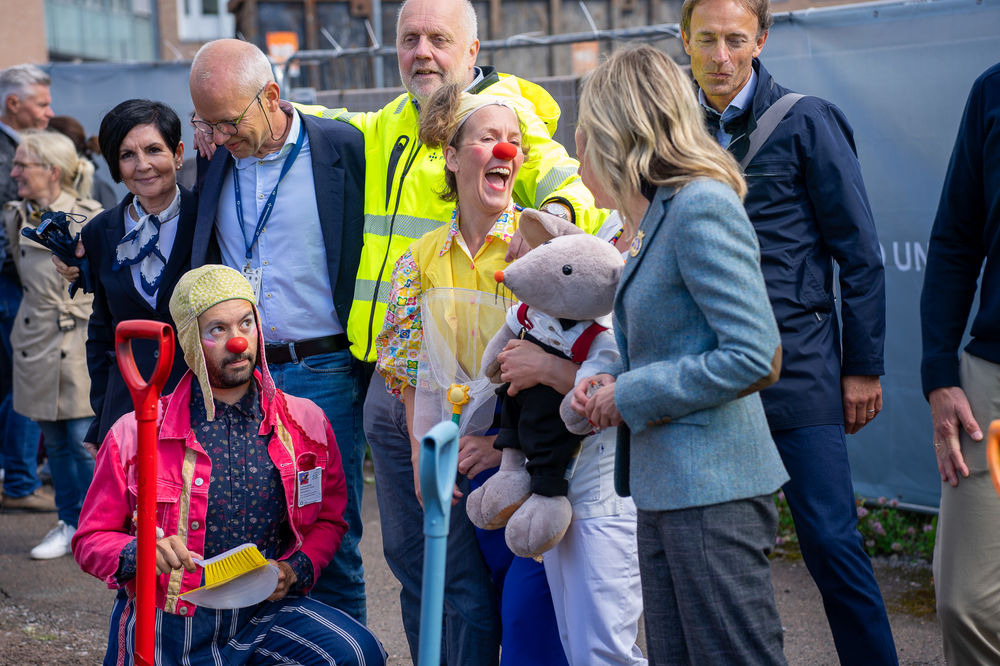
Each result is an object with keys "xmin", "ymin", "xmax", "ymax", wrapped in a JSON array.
[{"xmin": 467, "ymin": 208, "xmax": 623, "ymax": 559}]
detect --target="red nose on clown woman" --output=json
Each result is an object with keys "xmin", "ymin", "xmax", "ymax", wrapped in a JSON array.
[{"xmin": 492, "ymin": 142, "xmax": 518, "ymax": 161}]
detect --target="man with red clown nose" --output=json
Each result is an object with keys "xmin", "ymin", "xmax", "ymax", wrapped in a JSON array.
[{"xmin": 72, "ymin": 264, "xmax": 386, "ymax": 665}]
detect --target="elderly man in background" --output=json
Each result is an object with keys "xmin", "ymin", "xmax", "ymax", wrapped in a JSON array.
[
  {"xmin": 0, "ymin": 65, "xmax": 54, "ymax": 202},
  {"xmin": 681, "ymin": 0, "xmax": 897, "ymax": 663},
  {"xmin": 187, "ymin": 38, "xmax": 370, "ymax": 623},
  {"xmin": 0, "ymin": 64, "xmax": 52, "ymax": 512}
]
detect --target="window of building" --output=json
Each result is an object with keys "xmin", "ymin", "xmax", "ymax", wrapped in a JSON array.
[{"xmin": 178, "ymin": 0, "xmax": 235, "ymax": 41}]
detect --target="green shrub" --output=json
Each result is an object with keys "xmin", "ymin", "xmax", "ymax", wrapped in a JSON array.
[{"xmin": 773, "ymin": 491, "xmax": 937, "ymax": 561}]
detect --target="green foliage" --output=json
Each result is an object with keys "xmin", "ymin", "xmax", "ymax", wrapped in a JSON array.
[{"xmin": 772, "ymin": 491, "xmax": 937, "ymax": 561}]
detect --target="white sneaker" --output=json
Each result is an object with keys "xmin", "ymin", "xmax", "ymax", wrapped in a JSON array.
[{"xmin": 30, "ymin": 520, "xmax": 75, "ymax": 559}]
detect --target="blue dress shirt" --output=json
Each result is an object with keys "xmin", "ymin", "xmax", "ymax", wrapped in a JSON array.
[
  {"xmin": 216, "ymin": 108, "xmax": 342, "ymax": 342},
  {"xmin": 700, "ymin": 68, "xmax": 757, "ymax": 148}
]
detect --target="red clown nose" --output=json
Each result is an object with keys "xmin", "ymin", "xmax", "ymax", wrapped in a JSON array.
[
  {"xmin": 226, "ymin": 337, "xmax": 249, "ymax": 354},
  {"xmin": 492, "ymin": 142, "xmax": 518, "ymax": 161}
]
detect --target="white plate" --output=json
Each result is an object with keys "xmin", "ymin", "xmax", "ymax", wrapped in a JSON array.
[{"xmin": 181, "ymin": 563, "xmax": 280, "ymax": 609}]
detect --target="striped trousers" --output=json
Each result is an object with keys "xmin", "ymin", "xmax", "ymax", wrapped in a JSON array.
[{"xmin": 103, "ymin": 590, "xmax": 386, "ymax": 665}]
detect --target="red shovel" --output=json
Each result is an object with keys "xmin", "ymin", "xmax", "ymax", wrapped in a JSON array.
[{"xmin": 115, "ymin": 320, "xmax": 175, "ymax": 666}]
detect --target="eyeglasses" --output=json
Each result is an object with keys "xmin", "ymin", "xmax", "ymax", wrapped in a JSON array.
[
  {"xmin": 11, "ymin": 161, "xmax": 46, "ymax": 170},
  {"xmin": 191, "ymin": 84, "xmax": 266, "ymax": 137}
]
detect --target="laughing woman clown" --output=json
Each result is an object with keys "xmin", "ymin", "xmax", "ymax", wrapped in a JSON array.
[
  {"xmin": 373, "ymin": 85, "xmax": 577, "ymax": 665},
  {"xmin": 375, "ymin": 85, "xmax": 528, "ymax": 439}
]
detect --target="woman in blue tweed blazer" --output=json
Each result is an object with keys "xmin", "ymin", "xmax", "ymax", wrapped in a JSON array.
[{"xmin": 570, "ymin": 46, "xmax": 789, "ymax": 665}]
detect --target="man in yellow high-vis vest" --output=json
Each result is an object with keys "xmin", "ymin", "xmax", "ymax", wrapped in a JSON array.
[{"xmin": 300, "ymin": 10, "xmax": 602, "ymax": 366}]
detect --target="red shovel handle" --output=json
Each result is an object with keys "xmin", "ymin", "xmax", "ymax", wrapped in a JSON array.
[
  {"xmin": 115, "ymin": 320, "xmax": 174, "ymax": 666},
  {"xmin": 115, "ymin": 320, "xmax": 175, "ymax": 418}
]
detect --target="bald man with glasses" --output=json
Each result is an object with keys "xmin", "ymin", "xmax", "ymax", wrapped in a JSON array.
[{"xmin": 187, "ymin": 39, "xmax": 370, "ymax": 624}]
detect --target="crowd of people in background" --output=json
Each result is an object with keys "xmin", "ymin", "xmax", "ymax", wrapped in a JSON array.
[{"xmin": 0, "ymin": 0, "xmax": 996, "ymax": 662}]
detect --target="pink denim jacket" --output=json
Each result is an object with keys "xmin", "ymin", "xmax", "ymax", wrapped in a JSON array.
[{"xmin": 72, "ymin": 371, "xmax": 348, "ymax": 617}]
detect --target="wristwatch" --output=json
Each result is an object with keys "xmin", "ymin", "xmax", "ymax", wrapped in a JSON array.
[{"xmin": 541, "ymin": 201, "xmax": 572, "ymax": 222}]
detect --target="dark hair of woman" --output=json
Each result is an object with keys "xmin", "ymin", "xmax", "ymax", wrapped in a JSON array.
[
  {"xmin": 48, "ymin": 115, "xmax": 95, "ymax": 159},
  {"xmin": 98, "ymin": 99, "xmax": 181, "ymax": 183}
]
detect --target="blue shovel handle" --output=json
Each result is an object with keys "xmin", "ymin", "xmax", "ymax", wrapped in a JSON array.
[{"xmin": 417, "ymin": 420, "xmax": 459, "ymax": 666}]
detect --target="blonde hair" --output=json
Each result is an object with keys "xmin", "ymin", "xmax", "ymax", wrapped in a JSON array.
[
  {"xmin": 19, "ymin": 129, "xmax": 94, "ymax": 200},
  {"xmin": 419, "ymin": 83, "xmax": 528, "ymax": 202},
  {"xmin": 576, "ymin": 45, "xmax": 746, "ymax": 229}
]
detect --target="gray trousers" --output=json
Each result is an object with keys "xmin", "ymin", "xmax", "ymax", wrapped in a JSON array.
[
  {"xmin": 637, "ymin": 495, "xmax": 786, "ymax": 666},
  {"xmin": 934, "ymin": 351, "xmax": 1000, "ymax": 663}
]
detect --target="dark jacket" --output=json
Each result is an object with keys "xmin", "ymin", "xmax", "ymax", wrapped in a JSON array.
[
  {"xmin": 0, "ymin": 129, "xmax": 17, "ymax": 206},
  {"xmin": 0, "ymin": 129, "xmax": 18, "ymax": 274},
  {"xmin": 722, "ymin": 59, "xmax": 886, "ymax": 431},
  {"xmin": 921, "ymin": 62, "xmax": 1000, "ymax": 395},
  {"xmin": 81, "ymin": 188, "xmax": 195, "ymax": 445},
  {"xmin": 192, "ymin": 108, "xmax": 365, "ymax": 333}
]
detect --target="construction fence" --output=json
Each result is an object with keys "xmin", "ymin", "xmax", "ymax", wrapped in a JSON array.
[{"xmin": 42, "ymin": 0, "xmax": 1000, "ymax": 509}]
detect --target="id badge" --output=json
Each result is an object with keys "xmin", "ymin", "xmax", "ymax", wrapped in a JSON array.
[
  {"xmin": 297, "ymin": 467, "xmax": 323, "ymax": 507},
  {"xmin": 241, "ymin": 264, "xmax": 263, "ymax": 304}
]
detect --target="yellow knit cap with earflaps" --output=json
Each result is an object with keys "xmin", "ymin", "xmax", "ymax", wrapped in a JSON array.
[{"xmin": 168, "ymin": 264, "xmax": 274, "ymax": 421}]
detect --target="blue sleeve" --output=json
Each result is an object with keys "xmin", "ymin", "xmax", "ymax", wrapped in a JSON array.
[
  {"xmin": 920, "ymin": 73, "xmax": 989, "ymax": 395},
  {"xmin": 115, "ymin": 538, "xmax": 138, "ymax": 584},
  {"xmin": 284, "ymin": 550, "xmax": 314, "ymax": 593},
  {"xmin": 802, "ymin": 102, "xmax": 886, "ymax": 376}
]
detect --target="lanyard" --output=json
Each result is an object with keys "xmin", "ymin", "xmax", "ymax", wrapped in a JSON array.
[{"xmin": 232, "ymin": 122, "xmax": 305, "ymax": 260}]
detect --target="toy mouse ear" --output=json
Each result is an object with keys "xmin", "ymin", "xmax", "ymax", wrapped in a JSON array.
[{"xmin": 519, "ymin": 208, "xmax": 584, "ymax": 249}]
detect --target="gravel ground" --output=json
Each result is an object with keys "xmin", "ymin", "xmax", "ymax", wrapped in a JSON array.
[{"xmin": 0, "ymin": 475, "xmax": 943, "ymax": 665}]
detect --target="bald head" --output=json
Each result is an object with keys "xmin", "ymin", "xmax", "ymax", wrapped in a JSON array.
[
  {"xmin": 189, "ymin": 39, "xmax": 289, "ymax": 160},
  {"xmin": 190, "ymin": 39, "xmax": 274, "ymax": 102}
]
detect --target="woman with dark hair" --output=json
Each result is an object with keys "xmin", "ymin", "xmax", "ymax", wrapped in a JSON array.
[
  {"xmin": 47, "ymin": 115, "xmax": 118, "ymax": 209},
  {"xmin": 79, "ymin": 99, "xmax": 194, "ymax": 450}
]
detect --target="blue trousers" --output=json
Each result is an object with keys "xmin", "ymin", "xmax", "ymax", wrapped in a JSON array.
[
  {"xmin": 103, "ymin": 590, "xmax": 385, "ymax": 665},
  {"xmin": 364, "ymin": 379, "xmax": 502, "ymax": 665},
  {"xmin": 774, "ymin": 425, "xmax": 897, "ymax": 665},
  {"xmin": 266, "ymin": 350, "xmax": 367, "ymax": 623},
  {"xmin": 38, "ymin": 418, "xmax": 94, "ymax": 526},
  {"xmin": 0, "ymin": 394, "xmax": 42, "ymax": 497},
  {"xmin": 472, "ymin": 504, "xmax": 568, "ymax": 666},
  {"xmin": 0, "ymin": 274, "xmax": 41, "ymax": 498}
]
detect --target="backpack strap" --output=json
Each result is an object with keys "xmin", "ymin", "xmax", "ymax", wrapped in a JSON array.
[
  {"xmin": 570, "ymin": 322, "xmax": 608, "ymax": 364},
  {"xmin": 739, "ymin": 93, "xmax": 805, "ymax": 171}
]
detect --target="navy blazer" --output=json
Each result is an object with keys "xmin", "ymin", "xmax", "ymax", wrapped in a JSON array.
[
  {"xmin": 81, "ymin": 188, "xmax": 195, "ymax": 445},
  {"xmin": 192, "ymin": 109, "xmax": 365, "ymax": 332}
]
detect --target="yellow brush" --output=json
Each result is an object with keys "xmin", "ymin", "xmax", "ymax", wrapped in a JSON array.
[{"xmin": 182, "ymin": 543, "xmax": 269, "ymax": 594}]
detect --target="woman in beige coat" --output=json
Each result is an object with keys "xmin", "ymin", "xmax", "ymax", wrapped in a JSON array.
[{"xmin": 5, "ymin": 129, "xmax": 102, "ymax": 559}]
